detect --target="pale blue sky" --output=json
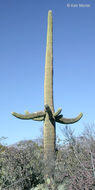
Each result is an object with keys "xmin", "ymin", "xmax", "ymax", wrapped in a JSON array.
[{"xmin": 0, "ymin": 0, "xmax": 95, "ymax": 145}]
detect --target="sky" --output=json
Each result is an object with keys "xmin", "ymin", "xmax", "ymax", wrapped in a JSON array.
[{"xmin": 0, "ymin": 0, "xmax": 95, "ymax": 145}]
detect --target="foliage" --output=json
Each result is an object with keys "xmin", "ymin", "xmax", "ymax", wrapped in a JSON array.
[
  {"xmin": 1, "ymin": 124, "xmax": 95, "ymax": 189},
  {"xmin": 0, "ymin": 137, "xmax": 7, "ymax": 188},
  {"xmin": 54, "ymin": 125, "xmax": 95, "ymax": 189},
  {"xmin": 30, "ymin": 182, "xmax": 65, "ymax": 190},
  {"xmin": 0, "ymin": 140, "xmax": 44, "ymax": 190}
]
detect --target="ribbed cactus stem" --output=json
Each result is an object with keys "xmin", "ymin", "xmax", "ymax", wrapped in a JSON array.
[
  {"xmin": 43, "ymin": 11, "xmax": 56, "ymax": 165},
  {"xmin": 44, "ymin": 10, "xmax": 54, "ymax": 112}
]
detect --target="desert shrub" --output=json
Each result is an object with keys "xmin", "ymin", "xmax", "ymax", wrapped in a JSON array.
[
  {"xmin": 0, "ymin": 140, "xmax": 44, "ymax": 190},
  {"xmin": 54, "ymin": 125, "xmax": 95, "ymax": 189},
  {"xmin": 1, "ymin": 124, "xmax": 95, "ymax": 189}
]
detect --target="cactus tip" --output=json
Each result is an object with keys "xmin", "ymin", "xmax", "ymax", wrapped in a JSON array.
[
  {"xmin": 80, "ymin": 112, "xmax": 83, "ymax": 117},
  {"xmin": 48, "ymin": 10, "xmax": 52, "ymax": 14}
]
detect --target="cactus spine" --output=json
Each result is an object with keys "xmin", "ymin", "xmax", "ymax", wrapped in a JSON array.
[{"xmin": 12, "ymin": 10, "xmax": 83, "ymax": 178}]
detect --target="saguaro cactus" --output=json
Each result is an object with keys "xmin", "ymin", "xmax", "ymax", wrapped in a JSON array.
[{"xmin": 12, "ymin": 10, "xmax": 83, "ymax": 177}]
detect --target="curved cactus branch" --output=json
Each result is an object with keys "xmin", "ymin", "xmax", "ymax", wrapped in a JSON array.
[
  {"xmin": 32, "ymin": 117, "xmax": 45, "ymax": 121},
  {"xmin": 55, "ymin": 112, "xmax": 83, "ymax": 124},
  {"xmin": 24, "ymin": 111, "xmax": 44, "ymax": 120},
  {"xmin": 53, "ymin": 108, "xmax": 62, "ymax": 117},
  {"xmin": 55, "ymin": 114, "xmax": 63, "ymax": 119},
  {"xmin": 11, "ymin": 111, "xmax": 45, "ymax": 120}
]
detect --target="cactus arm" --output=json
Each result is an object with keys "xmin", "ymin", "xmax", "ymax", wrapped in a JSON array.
[
  {"xmin": 24, "ymin": 111, "xmax": 44, "ymax": 121},
  {"xmin": 55, "ymin": 114, "xmax": 63, "ymax": 119},
  {"xmin": 53, "ymin": 108, "xmax": 62, "ymax": 117},
  {"xmin": 32, "ymin": 117, "xmax": 45, "ymax": 121},
  {"xmin": 55, "ymin": 112, "xmax": 83, "ymax": 124},
  {"xmin": 11, "ymin": 111, "xmax": 45, "ymax": 120}
]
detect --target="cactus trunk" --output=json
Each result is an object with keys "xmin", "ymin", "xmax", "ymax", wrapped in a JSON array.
[
  {"xmin": 44, "ymin": 11, "xmax": 56, "ymax": 165},
  {"xmin": 44, "ymin": 10, "xmax": 54, "ymax": 112}
]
